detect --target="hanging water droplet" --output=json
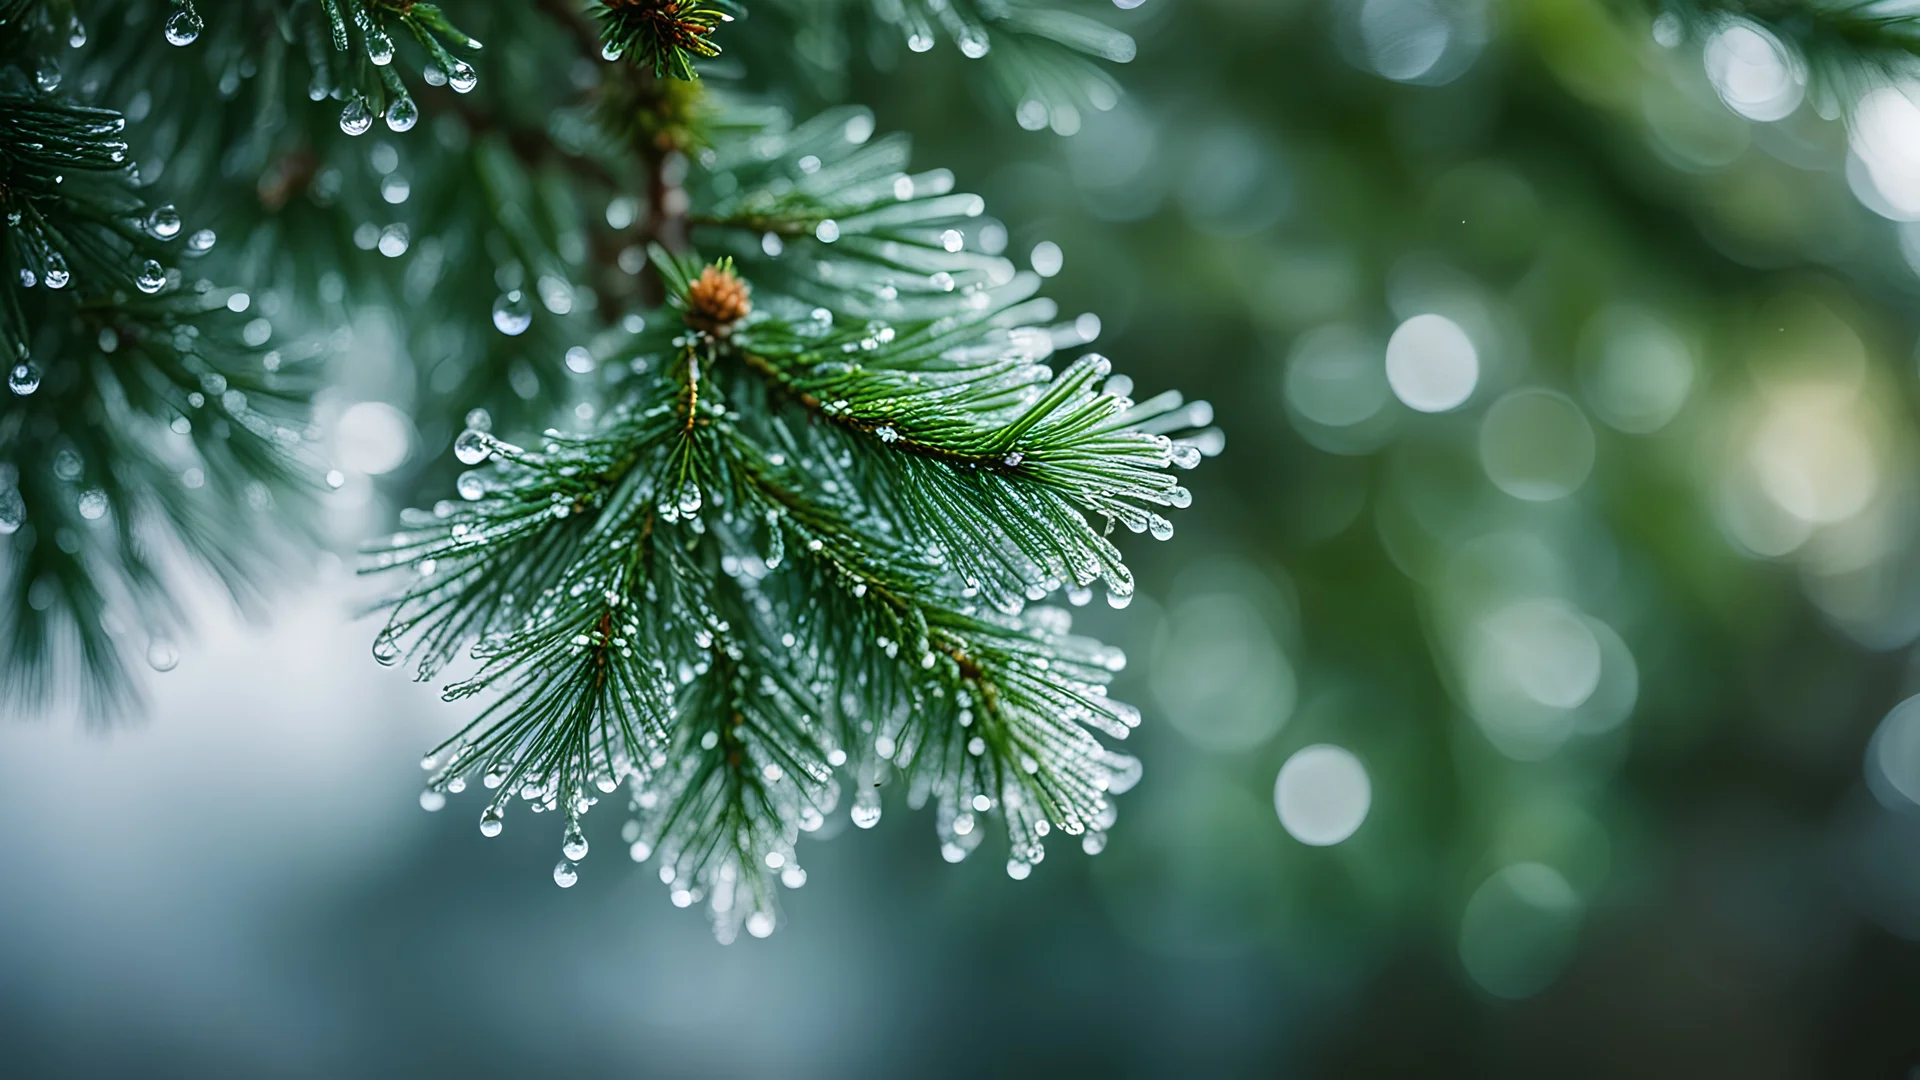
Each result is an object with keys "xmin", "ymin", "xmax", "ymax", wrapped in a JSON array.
[
  {"xmin": 676, "ymin": 479, "xmax": 702, "ymax": 516},
  {"xmin": 135, "ymin": 260, "xmax": 166, "ymax": 294},
  {"xmin": 1148, "ymin": 514, "xmax": 1173, "ymax": 541},
  {"xmin": 19, "ymin": 269, "xmax": 36, "ymax": 288},
  {"xmin": 851, "ymin": 789, "xmax": 882, "ymax": 829},
  {"xmin": 36, "ymin": 66, "xmax": 61, "ymax": 92},
  {"xmin": 491, "ymin": 290, "xmax": 531, "ymax": 335},
  {"xmin": 186, "ymin": 228, "xmax": 217, "ymax": 254},
  {"xmin": 553, "ymin": 860, "xmax": 578, "ymax": 887},
  {"xmin": 745, "ymin": 911, "xmax": 775, "ymax": 938},
  {"xmin": 146, "ymin": 639, "xmax": 179, "ymax": 672},
  {"xmin": 0, "ymin": 489, "xmax": 24, "ymax": 535},
  {"xmin": 561, "ymin": 820, "xmax": 589, "ymax": 861},
  {"xmin": 42, "ymin": 257, "xmax": 69, "ymax": 290},
  {"xmin": 419, "ymin": 789, "xmax": 446, "ymax": 812},
  {"xmin": 449, "ymin": 61, "xmax": 478, "ymax": 93},
  {"xmin": 1006, "ymin": 859, "xmax": 1032, "ymax": 880},
  {"xmin": 367, "ymin": 30, "xmax": 395, "ymax": 66},
  {"xmin": 147, "ymin": 204, "xmax": 182, "ymax": 240},
  {"xmin": 77, "ymin": 488, "xmax": 109, "ymax": 520},
  {"xmin": 163, "ymin": 8, "xmax": 201, "ymax": 45},
  {"xmin": 372, "ymin": 631, "xmax": 401, "ymax": 665},
  {"xmin": 958, "ymin": 29, "xmax": 990, "ymax": 58},
  {"xmin": 9, "ymin": 362, "xmax": 41, "ymax": 396},
  {"xmin": 1169, "ymin": 442, "xmax": 1202, "ymax": 469},
  {"xmin": 339, "ymin": 96, "xmax": 373, "ymax": 136},
  {"xmin": 601, "ymin": 42, "xmax": 623, "ymax": 61},
  {"xmin": 453, "ymin": 428, "xmax": 493, "ymax": 466},
  {"xmin": 908, "ymin": 31, "xmax": 934, "ymax": 52},
  {"xmin": 456, "ymin": 471, "xmax": 489, "ymax": 501},
  {"xmin": 384, "ymin": 96, "xmax": 418, "ymax": 132}
]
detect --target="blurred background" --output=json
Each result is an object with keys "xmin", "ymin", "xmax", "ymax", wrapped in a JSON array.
[{"xmin": 9, "ymin": 0, "xmax": 1920, "ymax": 1074}]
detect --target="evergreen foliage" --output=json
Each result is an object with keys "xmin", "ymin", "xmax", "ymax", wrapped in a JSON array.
[
  {"xmin": 8, "ymin": 0, "xmax": 1920, "ymax": 940},
  {"xmin": 0, "ymin": 0, "xmax": 1199, "ymax": 939}
]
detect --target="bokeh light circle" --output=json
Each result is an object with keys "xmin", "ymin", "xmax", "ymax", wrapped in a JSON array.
[
  {"xmin": 1386, "ymin": 313, "xmax": 1478, "ymax": 413},
  {"xmin": 1458, "ymin": 862, "xmax": 1583, "ymax": 999},
  {"xmin": 334, "ymin": 401, "xmax": 413, "ymax": 476},
  {"xmin": 1478, "ymin": 389, "xmax": 1596, "ymax": 501},
  {"xmin": 1274, "ymin": 745, "xmax": 1372, "ymax": 846}
]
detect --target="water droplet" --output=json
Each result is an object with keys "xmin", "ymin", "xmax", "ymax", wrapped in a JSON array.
[
  {"xmin": 146, "ymin": 639, "xmax": 179, "ymax": 672},
  {"xmin": 491, "ymin": 290, "xmax": 531, "ymax": 335},
  {"xmin": 1006, "ymin": 859, "xmax": 1032, "ymax": 880},
  {"xmin": 135, "ymin": 260, "xmax": 166, "ymax": 294},
  {"xmin": 453, "ymin": 428, "xmax": 493, "ymax": 466},
  {"xmin": 186, "ymin": 228, "xmax": 216, "ymax": 254},
  {"xmin": 420, "ymin": 789, "xmax": 446, "ymax": 812},
  {"xmin": 457, "ymin": 471, "xmax": 489, "ymax": 500},
  {"xmin": 0, "ymin": 489, "xmax": 24, "ymax": 535},
  {"xmin": 163, "ymin": 8, "xmax": 202, "ymax": 46},
  {"xmin": 377, "ymin": 223, "xmax": 409, "ymax": 257},
  {"xmin": 42, "ymin": 258, "xmax": 69, "ymax": 289},
  {"xmin": 69, "ymin": 19, "xmax": 87, "ymax": 48},
  {"xmin": 372, "ymin": 631, "xmax": 401, "ymax": 665},
  {"xmin": 384, "ymin": 96, "xmax": 418, "ymax": 132},
  {"xmin": 449, "ymin": 62, "xmax": 477, "ymax": 93},
  {"xmin": 147, "ymin": 204, "xmax": 182, "ymax": 240},
  {"xmin": 676, "ymin": 479, "xmax": 702, "ymax": 516},
  {"xmin": 629, "ymin": 840, "xmax": 652, "ymax": 861},
  {"xmin": 959, "ymin": 30, "xmax": 990, "ymax": 58},
  {"xmin": 562, "ymin": 821, "xmax": 589, "ymax": 860},
  {"xmin": 9, "ymin": 363, "xmax": 41, "ymax": 396},
  {"xmin": 479, "ymin": 806, "xmax": 504, "ymax": 837},
  {"xmin": 745, "ymin": 911, "xmax": 775, "ymax": 938},
  {"xmin": 553, "ymin": 860, "xmax": 578, "ymax": 887},
  {"xmin": 339, "ymin": 96, "xmax": 373, "ymax": 136},
  {"xmin": 77, "ymin": 489, "xmax": 109, "ymax": 520},
  {"xmin": 367, "ymin": 31, "xmax": 395, "ymax": 65},
  {"xmin": 851, "ymin": 789, "xmax": 882, "ymax": 829},
  {"xmin": 36, "ymin": 67, "xmax": 61, "ymax": 92},
  {"xmin": 908, "ymin": 31, "xmax": 934, "ymax": 52},
  {"xmin": 601, "ymin": 42, "xmax": 623, "ymax": 61}
]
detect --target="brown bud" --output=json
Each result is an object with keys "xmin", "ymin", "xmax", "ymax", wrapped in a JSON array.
[{"xmin": 683, "ymin": 263, "xmax": 751, "ymax": 336}]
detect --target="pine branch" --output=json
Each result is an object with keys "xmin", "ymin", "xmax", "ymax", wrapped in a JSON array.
[
  {"xmin": 1, "ymin": 279, "xmax": 321, "ymax": 715},
  {"xmin": 3, "ymin": 15, "xmax": 322, "ymax": 713},
  {"xmin": 161, "ymin": 0, "xmax": 484, "ymax": 127},
  {"xmin": 592, "ymin": 0, "xmax": 737, "ymax": 81},
  {"xmin": 745, "ymin": 0, "xmax": 1135, "ymax": 132},
  {"xmin": 367, "ymin": 111, "xmax": 1214, "ymax": 937}
]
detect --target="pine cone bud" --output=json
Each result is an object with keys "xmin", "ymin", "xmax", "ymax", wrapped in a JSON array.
[{"xmin": 683, "ymin": 263, "xmax": 752, "ymax": 336}]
